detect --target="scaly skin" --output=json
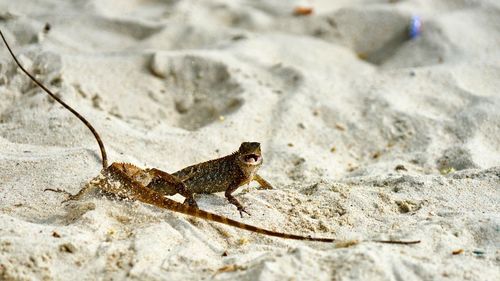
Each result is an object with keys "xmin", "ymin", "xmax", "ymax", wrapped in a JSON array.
[
  {"xmin": 147, "ymin": 142, "xmax": 273, "ymax": 217},
  {"xmin": 94, "ymin": 162, "xmax": 336, "ymax": 242},
  {"xmin": 88, "ymin": 162, "xmax": 418, "ymax": 244}
]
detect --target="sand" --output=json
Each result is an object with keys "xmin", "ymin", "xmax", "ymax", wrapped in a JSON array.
[{"xmin": 0, "ymin": 0, "xmax": 499, "ymax": 280}]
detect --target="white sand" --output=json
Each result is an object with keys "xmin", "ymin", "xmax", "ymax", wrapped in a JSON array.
[{"xmin": 0, "ymin": 0, "xmax": 499, "ymax": 280}]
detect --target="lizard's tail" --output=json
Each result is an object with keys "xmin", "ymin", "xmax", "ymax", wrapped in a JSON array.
[
  {"xmin": 162, "ymin": 198, "xmax": 419, "ymax": 244},
  {"xmin": 105, "ymin": 163, "xmax": 420, "ymax": 244},
  {"xmin": 0, "ymin": 29, "xmax": 108, "ymax": 169},
  {"xmin": 180, "ymin": 204, "xmax": 336, "ymax": 242}
]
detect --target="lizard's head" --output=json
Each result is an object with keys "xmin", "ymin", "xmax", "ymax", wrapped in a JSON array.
[{"xmin": 238, "ymin": 142, "xmax": 262, "ymax": 166}]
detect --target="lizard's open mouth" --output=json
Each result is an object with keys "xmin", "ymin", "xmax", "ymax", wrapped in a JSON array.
[{"xmin": 244, "ymin": 154, "xmax": 261, "ymax": 165}]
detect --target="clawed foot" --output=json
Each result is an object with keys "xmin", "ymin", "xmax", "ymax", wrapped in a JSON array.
[
  {"xmin": 237, "ymin": 206, "xmax": 251, "ymax": 218},
  {"xmin": 44, "ymin": 188, "xmax": 78, "ymax": 203},
  {"xmin": 226, "ymin": 194, "xmax": 251, "ymax": 218}
]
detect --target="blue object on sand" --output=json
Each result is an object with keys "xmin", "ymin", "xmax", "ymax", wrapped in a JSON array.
[{"xmin": 409, "ymin": 15, "xmax": 422, "ymax": 39}]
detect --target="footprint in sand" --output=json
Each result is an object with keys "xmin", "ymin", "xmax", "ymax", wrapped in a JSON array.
[{"xmin": 150, "ymin": 53, "xmax": 244, "ymax": 131}]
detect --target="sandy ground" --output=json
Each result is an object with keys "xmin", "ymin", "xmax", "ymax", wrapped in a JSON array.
[{"xmin": 0, "ymin": 0, "xmax": 499, "ymax": 280}]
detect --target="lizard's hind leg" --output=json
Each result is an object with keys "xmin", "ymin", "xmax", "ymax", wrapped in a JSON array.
[
  {"xmin": 45, "ymin": 182, "xmax": 98, "ymax": 203},
  {"xmin": 145, "ymin": 168, "xmax": 199, "ymax": 208}
]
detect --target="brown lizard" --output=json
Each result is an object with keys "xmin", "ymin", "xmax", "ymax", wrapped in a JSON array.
[
  {"xmin": 0, "ymin": 29, "xmax": 420, "ymax": 244},
  {"xmin": 148, "ymin": 141, "xmax": 273, "ymax": 217}
]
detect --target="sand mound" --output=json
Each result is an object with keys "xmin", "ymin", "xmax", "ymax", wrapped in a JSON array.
[{"xmin": 0, "ymin": 0, "xmax": 498, "ymax": 280}]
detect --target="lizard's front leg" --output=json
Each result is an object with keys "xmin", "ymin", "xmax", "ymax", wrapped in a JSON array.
[
  {"xmin": 225, "ymin": 184, "xmax": 250, "ymax": 218},
  {"xmin": 254, "ymin": 174, "xmax": 273, "ymax": 190},
  {"xmin": 145, "ymin": 168, "xmax": 198, "ymax": 208}
]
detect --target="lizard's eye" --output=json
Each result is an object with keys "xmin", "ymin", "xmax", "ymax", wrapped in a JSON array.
[{"xmin": 244, "ymin": 154, "xmax": 261, "ymax": 164}]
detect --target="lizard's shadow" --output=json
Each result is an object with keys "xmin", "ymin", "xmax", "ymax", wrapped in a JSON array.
[{"xmin": 194, "ymin": 194, "xmax": 230, "ymax": 210}]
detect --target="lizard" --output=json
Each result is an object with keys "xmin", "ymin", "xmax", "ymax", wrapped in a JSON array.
[
  {"xmin": 148, "ymin": 141, "xmax": 273, "ymax": 217},
  {"xmin": 0, "ymin": 29, "xmax": 420, "ymax": 244}
]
